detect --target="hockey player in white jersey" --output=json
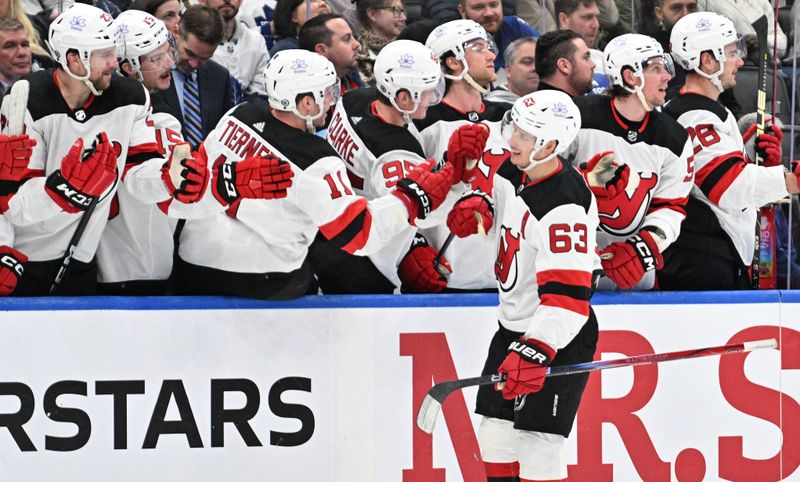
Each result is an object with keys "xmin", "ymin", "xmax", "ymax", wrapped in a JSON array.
[
  {"xmin": 565, "ymin": 33, "xmax": 695, "ymax": 290},
  {"xmin": 447, "ymin": 90, "xmax": 598, "ymax": 482},
  {"xmin": 320, "ymin": 39, "xmax": 487, "ymax": 293},
  {"xmin": 415, "ymin": 19, "xmax": 510, "ymax": 291},
  {"xmin": 0, "ymin": 135, "xmax": 36, "ymax": 295},
  {"xmin": 660, "ymin": 12, "xmax": 800, "ymax": 290},
  {"xmin": 174, "ymin": 49, "xmax": 477, "ymax": 299},
  {"xmin": 0, "ymin": 4, "xmax": 161, "ymax": 295}
]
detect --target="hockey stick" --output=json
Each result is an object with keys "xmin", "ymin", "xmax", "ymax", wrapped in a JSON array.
[
  {"xmin": 416, "ymin": 338, "xmax": 777, "ymax": 434},
  {"xmin": 751, "ymin": 15, "xmax": 769, "ymax": 289},
  {"xmin": 49, "ymin": 134, "xmax": 106, "ymax": 295},
  {"xmin": 3, "ymin": 79, "xmax": 28, "ymax": 136}
]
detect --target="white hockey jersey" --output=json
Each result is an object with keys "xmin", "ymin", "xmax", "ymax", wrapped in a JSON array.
[
  {"xmin": 490, "ymin": 159, "xmax": 598, "ymax": 349},
  {"xmin": 178, "ymin": 98, "xmax": 413, "ymax": 274},
  {"xmin": 213, "ymin": 23, "xmax": 269, "ymax": 97},
  {"xmin": 95, "ymin": 99, "xmax": 183, "ymax": 283},
  {"xmin": 663, "ymin": 92, "xmax": 789, "ymax": 265},
  {"xmin": 0, "ymin": 70, "xmax": 160, "ymax": 264},
  {"xmin": 414, "ymin": 99, "xmax": 510, "ymax": 290},
  {"xmin": 564, "ymin": 95, "xmax": 694, "ymax": 290}
]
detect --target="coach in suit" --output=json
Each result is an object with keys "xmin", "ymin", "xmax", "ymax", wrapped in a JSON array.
[{"xmin": 151, "ymin": 5, "xmax": 237, "ymax": 150}]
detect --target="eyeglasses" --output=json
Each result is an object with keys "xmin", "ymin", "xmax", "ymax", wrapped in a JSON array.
[{"xmin": 379, "ymin": 6, "xmax": 406, "ymax": 18}]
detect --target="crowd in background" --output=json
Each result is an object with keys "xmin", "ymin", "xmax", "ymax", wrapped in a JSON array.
[{"xmin": 0, "ymin": 0, "xmax": 798, "ymax": 297}]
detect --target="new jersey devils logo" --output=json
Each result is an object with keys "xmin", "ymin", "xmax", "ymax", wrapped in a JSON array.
[
  {"xmin": 473, "ymin": 148, "xmax": 510, "ymax": 194},
  {"xmin": 597, "ymin": 171, "xmax": 658, "ymax": 236},
  {"xmin": 495, "ymin": 225, "xmax": 521, "ymax": 292}
]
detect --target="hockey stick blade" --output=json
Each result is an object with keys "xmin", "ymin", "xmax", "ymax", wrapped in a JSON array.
[
  {"xmin": 3, "ymin": 79, "xmax": 29, "ymax": 136},
  {"xmin": 416, "ymin": 338, "xmax": 777, "ymax": 434}
]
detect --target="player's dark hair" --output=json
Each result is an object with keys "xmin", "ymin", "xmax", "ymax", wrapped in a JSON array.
[
  {"xmin": 535, "ymin": 29, "xmax": 581, "ymax": 79},
  {"xmin": 179, "ymin": 5, "xmax": 224, "ymax": 46},
  {"xmin": 298, "ymin": 13, "xmax": 342, "ymax": 51}
]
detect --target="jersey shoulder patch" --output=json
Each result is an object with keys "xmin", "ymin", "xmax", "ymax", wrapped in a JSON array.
[
  {"xmin": 663, "ymin": 92, "xmax": 730, "ymax": 123},
  {"xmin": 356, "ymin": 112, "xmax": 425, "ymax": 159},
  {"xmin": 519, "ymin": 163, "xmax": 592, "ymax": 220}
]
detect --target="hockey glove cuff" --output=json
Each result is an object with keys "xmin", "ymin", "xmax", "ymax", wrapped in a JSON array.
[
  {"xmin": 0, "ymin": 245, "xmax": 26, "ymax": 295},
  {"xmin": 599, "ymin": 229, "xmax": 663, "ymax": 289},
  {"xmin": 398, "ymin": 234, "xmax": 450, "ymax": 292},
  {"xmin": 446, "ymin": 190, "xmax": 494, "ymax": 238}
]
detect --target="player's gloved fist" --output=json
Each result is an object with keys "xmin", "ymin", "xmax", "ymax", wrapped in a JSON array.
[
  {"xmin": 756, "ymin": 124, "xmax": 783, "ymax": 167},
  {"xmin": 213, "ymin": 153, "xmax": 294, "ymax": 206},
  {"xmin": 0, "ymin": 245, "xmax": 26, "ymax": 296},
  {"xmin": 446, "ymin": 190, "xmax": 494, "ymax": 237},
  {"xmin": 497, "ymin": 337, "xmax": 555, "ymax": 400},
  {"xmin": 161, "ymin": 142, "xmax": 209, "ymax": 203},
  {"xmin": 599, "ymin": 229, "xmax": 663, "ymax": 289},
  {"xmin": 45, "ymin": 132, "xmax": 117, "ymax": 213},
  {"xmin": 578, "ymin": 151, "xmax": 630, "ymax": 199},
  {"xmin": 446, "ymin": 123, "xmax": 488, "ymax": 183},
  {"xmin": 0, "ymin": 134, "xmax": 36, "ymax": 181},
  {"xmin": 398, "ymin": 234, "xmax": 450, "ymax": 292},
  {"xmin": 392, "ymin": 159, "xmax": 453, "ymax": 223}
]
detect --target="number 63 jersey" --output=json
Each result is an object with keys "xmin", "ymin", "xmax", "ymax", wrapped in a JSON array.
[{"xmin": 491, "ymin": 160, "xmax": 598, "ymax": 348}]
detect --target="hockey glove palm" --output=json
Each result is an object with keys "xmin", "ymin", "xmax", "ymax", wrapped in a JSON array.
[
  {"xmin": 46, "ymin": 132, "xmax": 117, "ymax": 213},
  {"xmin": 600, "ymin": 229, "xmax": 663, "ymax": 289},
  {"xmin": 497, "ymin": 337, "xmax": 555, "ymax": 400},
  {"xmin": 447, "ymin": 123, "xmax": 488, "ymax": 183},
  {"xmin": 446, "ymin": 190, "xmax": 494, "ymax": 237},
  {"xmin": 161, "ymin": 142, "xmax": 209, "ymax": 203},
  {"xmin": 213, "ymin": 153, "xmax": 294, "ymax": 206},
  {"xmin": 392, "ymin": 159, "xmax": 453, "ymax": 223},
  {"xmin": 578, "ymin": 151, "xmax": 631, "ymax": 199},
  {"xmin": 0, "ymin": 134, "xmax": 36, "ymax": 181},
  {"xmin": 398, "ymin": 234, "xmax": 450, "ymax": 292},
  {"xmin": 0, "ymin": 245, "xmax": 26, "ymax": 296}
]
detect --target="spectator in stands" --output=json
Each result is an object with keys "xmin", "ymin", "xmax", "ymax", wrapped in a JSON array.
[
  {"xmin": 202, "ymin": 0, "xmax": 270, "ymax": 96},
  {"xmin": 457, "ymin": 0, "xmax": 540, "ymax": 72},
  {"xmin": 151, "ymin": 5, "xmax": 238, "ymax": 150},
  {"xmin": 131, "ymin": 0, "xmax": 182, "ymax": 36},
  {"xmin": 516, "ymin": 0, "xmax": 556, "ymax": 34},
  {"xmin": 270, "ymin": 0, "xmax": 330, "ymax": 55},
  {"xmin": 353, "ymin": 0, "xmax": 406, "ymax": 85},
  {"xmin": 421, "ymin": 0, "xmax": 514, "ymax": 27},
  {"xmin": 3, "ymin": 0, "xmax": 52, "ymax": 68},
  {"xmin": 299, "ymin": 13, "xmax": 363, "ymax": 94},
  {"xmin": 534, "ymin": 29, "xmax": 594, "ymax": 96},
  {"xmin": 485, "ymin": 36, "xmax": 538, "ymax": 105},
  {"xmin": 0, "ymin": 19, "xmax": 32, "ymax": 94},
  {"xmin": 235, "ymin": 0, "xmax": 278, "ymax": 51},
  {"xmin": 555, "ymin": 0, "xmax": 599, "ymax": 47}
]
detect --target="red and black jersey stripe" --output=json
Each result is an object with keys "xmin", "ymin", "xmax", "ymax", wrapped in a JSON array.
[
  {"xmin": 319, "ymin": 197, "xmax": 372, "ymax": 254},
  {"xmin": 537, "ymin": 268, "xmax": 591, "ymax": 316},
  {"xmin": 694, "ymin": 152, "xmax": 746, "ymax": 205}
]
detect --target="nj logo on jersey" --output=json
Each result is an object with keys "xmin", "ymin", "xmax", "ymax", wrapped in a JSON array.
[
  {"xmin": 597, "ymin": 171, "xmax": 658, "ymax": 236},
  {"xmin": 495, "ymin": 225, "xmax": 521, "ymax": 292}
]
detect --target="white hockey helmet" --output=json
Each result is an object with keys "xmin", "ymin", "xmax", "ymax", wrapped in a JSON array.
[
  {"xmin": 264, "ymin": 49, "xmax": 340, "ymax": 133},
  {"xmin": 425, "ymin": 19, "xmax": 496, "ymax": 93},
  {"xmin": 603, "ymin": 33, "xmax": 674, "ymax": 111},
  {"xmin": 374, "ymin": 40, "xmax": 443, "ymax": 120},
  {"xmin": 670, "ymin": 12, "xmax": 745, "ymax": 92},
  {"xmin": 115, "ymin": 10, "xmax": 175, "ymax": 79},
  {"xmin": 48, "ymin": 4, "xmax": 123, "ymax": 95},
  {"xmin": 502, "ymin": 90, "xmax": 581, "ymax": 169}
]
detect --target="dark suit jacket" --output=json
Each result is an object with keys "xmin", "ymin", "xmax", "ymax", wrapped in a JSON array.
[{"xmin": 152, "ymin": 59, "xmax": 236, "ymax": 142}]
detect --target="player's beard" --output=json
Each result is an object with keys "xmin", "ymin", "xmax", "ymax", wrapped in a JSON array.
[{"xmin": 91, "ymin": 72, "xmax": 113, "ymax": 92}]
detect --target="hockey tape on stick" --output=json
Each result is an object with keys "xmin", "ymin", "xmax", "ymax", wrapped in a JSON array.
[
  {"xmin": 432, "ymin": 233, "xmax": 455, "ymax": 279},
  {"xmin": 3, "ymin": 79, "xmax": 28, "ymax": 136},
  {"xmin": 416, "ymin": 338, "xmax": 778, "ymax": 434}
]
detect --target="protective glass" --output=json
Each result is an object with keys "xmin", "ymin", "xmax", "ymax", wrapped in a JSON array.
[
  {"xmin": 501, "ymin": 110, "xmax": 536, "ymax": 147},
  {"xmin": 323, "ymin": 79, "xmax": 341, "ymax": 109},
  {"xmin": 421, "ymin": 75, "xmax": 446, "ymax": 107},
  {"xmin": 642, "ymin": 54, "xmax": 675, "ymax": 78},
  {"xmin": 463, "ymin": 37, "xmax": 498, "ymax": 56}
]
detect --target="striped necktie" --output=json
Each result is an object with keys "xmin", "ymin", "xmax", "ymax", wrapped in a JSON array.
[{"xmin": 183, "ymin": 71, "xmax": 203, "ymax": 150}]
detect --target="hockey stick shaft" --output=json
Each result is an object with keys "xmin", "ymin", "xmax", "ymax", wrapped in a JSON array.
[
  {"xmin": 433, "ymin": 232, "xmax": 455, "ymax": 279},
  {"xmin": 751, "ymin": 15, "xmax": 770, "ymax": 289},
  {"xmin": 49, "ymin": 198, "xmax": 97, "ymax": 295},
  {"xmin": 416, "ymin": 338, "xmax": 777, "ymax": 433}
]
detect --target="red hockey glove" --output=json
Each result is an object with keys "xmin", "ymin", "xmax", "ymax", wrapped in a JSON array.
[
  {"xmin": 392, "ymin": 159, "xmax": 453, "ymax": 223},
  {"xmin": 45, "ymin": 132, "xmax": 117, "ymax": 213},
  {"xmin": 497, "ymin": 337, "xmax": 556, "ymax": 400},
  {"xmin": 398, "ymin": 234, "xmax": 450, "ymax": 292},
  {"xmin": 446, "ymin": 123, "xmax": 488, "ymax": 183},
  {"xmin": 0, "ymin": 245, "xmax": 26, "ymax": 295},
  {"xmin": 161, "ymin": 142, "xmax": 209, "ymax": 203},
  {"xmin": 446, "ymin": 190, "xmax": 494, "ymax": 238},
  {"xmin": 0, "ymin": 134, "xmax": 36, "ymax": 181},
  {"xmin": 743, "ymin": 122, "xmax": 783, "ymax": 167},
  {"xmin": 599, "ymin": 229, "xmax": 663, "ymax": 289},
  {"xmin": 212, "ymin": 153, "xmax": 294, "ymax": 206},
  {"xmin": 578, "ymin": 151, "xmax": 630, "ymax": 199}
]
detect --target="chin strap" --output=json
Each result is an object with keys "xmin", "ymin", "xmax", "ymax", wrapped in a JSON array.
[{"xmin": 443, "ymin": 58, "xmax": 490, "ymax": 95}]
